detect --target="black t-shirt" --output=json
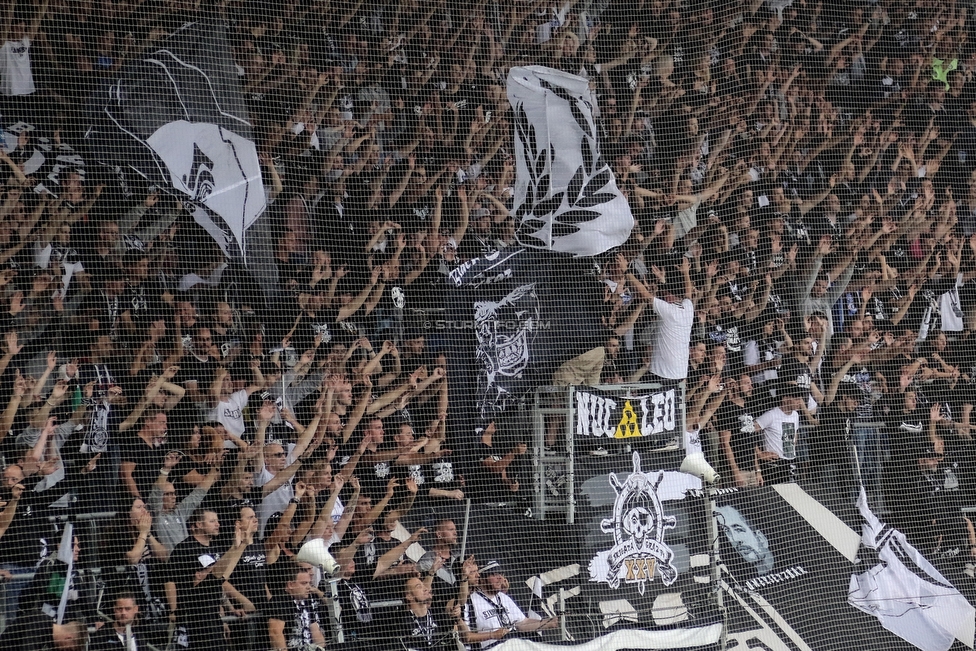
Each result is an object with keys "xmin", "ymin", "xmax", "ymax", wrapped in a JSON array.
[
  {"xmin": 884, "ymin": 407, "xmax": 928, "ymax": 473},
  {"xmin": 230, "ymin": 541, "xmax": 268, "ymax": 607},
  {"xmin": 88, "ymin": 624, "xmax": 149, "ymax": 651},
  {"xmin": 294, "ymin": 307, "xmax": 343, "ymax": 351},
  {"xmin": 360, "ymin": 448, "xmax": 397, "ymax": 501},
  {"xmin": 811, "ymin": 404, "xmax": 854, "ymax": 466},
  {"xmin": 805, "ymin": 209, "xmax": 844, "ymax": 243},
  {"xmin": 101, "ymin": 521, "xmax": 169, "ymax": 623},
  {"xmin": 177, "ymin": 354, "xmax": 218, "ymax": 392},
  {"xmin": 464, "ymin": 438, "xmax": 526, "ymax": 504},
  {"xmin": 705, "ymin": 316, "xmax": 746, "ymax": 364},
  {"xmin": 778, "ymin": 356, "xmax": 814, "ymax": 395},
  {"xmin": 0, "ymin": 610, "xmax": 56, "ymax": 650},
  {"xmin": 120, "ymin": 434, "xmax": 167, "ymax": 500},
  {"xmin": 268, "ymin": 593, "xmax": 320, "ymax": 649},
  {"xmin": 394, "ymin": 457, "xmax": 462, "ymax": 507},
  {"xmin": 715, "ymin": 396, "xmax": 763, "ymax": 473},
  {"xmin": 396, "ymin": 607, "xmax": 442, "ymax": 649},
  {"xmin": 122, "ymin": 280, "xmax": 165, "ymax": 327},
  {"xmin": 168, "ymin": 537, "xmax": 224, "ymax": 635},
  {"xmin": 410, "ymin": 260, "xmax": 451, "ymax": 313},
  {"xmin": 0, "ymin": 476, "xmax": 54, "ymax": 566}
]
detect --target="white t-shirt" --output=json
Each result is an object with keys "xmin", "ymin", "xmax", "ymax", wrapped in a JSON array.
[
  {"xmin": 468, "ymin": 590, "xmax": 527, "ymax": 649},
  {"xmin": 755, "ymin": 406, "xmax": 800, "ymax": 460},
  {"xmin": 256, "ymin": 443, "xmax": 296, "ymax": 538},
  {"xmin": 0, "ymin": 38, "xmax": 35, "ymax": 96},
  {"xmin": 673, "ymin": 196, "xmax": 702, "ymax": 240},
  {"xmin": 209, "ymin": 389, "xmax": 249, "ymax": 438},
  {"xmin": 650, "ymin": 297, "xmax": 695, "ymax": 380}
]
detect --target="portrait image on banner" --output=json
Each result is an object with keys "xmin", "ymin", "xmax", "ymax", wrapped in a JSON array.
[{"xmin": 714, "ymin": 486, "xmax": 958, "ymax": 651}]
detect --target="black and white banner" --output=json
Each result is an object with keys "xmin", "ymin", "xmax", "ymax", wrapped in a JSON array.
[
  {"xmin": 714, "ymin": 484, "xmax": 974, "ymax": 651},
  {"xmin": 491, "ymin": 625, "xmax": 723, "ymax": 651},
  {"xmin": 849, "ymin": 488, "xmax": 973, "ymax": 651},
  {"xmin": 446, "ymin": 248, "xmax": 606, "ymax": 420},
  {"xmin": 85, "ymin": 21, "xmax": 265, "ymax": 258},
  {"xmin": 575, "ymin": 387, "xmax": 678, "ymax": 439},
  {"xmin": 2, "ymin": 120, "xmax": 85, "ymax": 197},
  {"xmin": 507, "ymin": 66, "xmax": 634, "ymax": 257}
]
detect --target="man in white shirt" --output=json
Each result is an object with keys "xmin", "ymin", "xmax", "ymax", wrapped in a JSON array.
[
  {"xmin": 649, "ymin": 257, "xmax": 696, "ymax": 382},
  {"xmin": 465, "ymin": 561, "xmax": 557, "ymax": 649},
  {"xmin": 207, "ymin": 365, "xmax": 264, "ymax": 445},
  {"xmin": 753, "ymin": 386, "xmax": 805, "ymax": 484},
  {"xmin": 0, "ymin": 2, "xmax": 47, "ymax": 98}
]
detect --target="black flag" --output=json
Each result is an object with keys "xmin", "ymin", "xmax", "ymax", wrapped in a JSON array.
[
  {"xmin": 84, "ymin": 21, "xmax": 265, "ymax": 258},
  {"xmin": 445, "ymin": 248, "xmax": 607, "ymax": 424}
]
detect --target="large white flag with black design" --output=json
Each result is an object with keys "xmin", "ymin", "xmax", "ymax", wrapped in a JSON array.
[
  {"xmin": 507, "ymin": 66, "xmax": 633, "ymax": 257},
  {"xmin": 849, "ymin": 488, "xmax": 974, "ymax": 651},
  {"xmin": 85, "ymin": 21, "xmax": 264, "ymax": 258}
]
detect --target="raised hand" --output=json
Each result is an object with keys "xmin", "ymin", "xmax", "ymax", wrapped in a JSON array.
[
  {"xmin": 258, "ymin": 400, "xmax": 277, "ymax": 423},
  {"xmin": 12, "ymin": 371, "xmax": 26, "ymax": 397},
  {"xmin": 3, "ymin": 330, "xmax": 22, "ymax": 356}
]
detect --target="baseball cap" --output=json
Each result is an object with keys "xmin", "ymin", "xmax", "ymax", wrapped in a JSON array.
[{"xmin": 480, "ymin": 560, "xmax": 503, "ymax": 575}]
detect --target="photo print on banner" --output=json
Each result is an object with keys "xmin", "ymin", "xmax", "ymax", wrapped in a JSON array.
[{"xmin": 714, "ymin": 485, "xmax": 972, "ymax": 651}]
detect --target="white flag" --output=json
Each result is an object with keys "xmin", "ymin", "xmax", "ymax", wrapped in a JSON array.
[
  {"xmin": 848, "ymin": 488, "xmax": 975, "ymax": 651},
  {"xmin": 507, "ymin": 66, "xmax": 634, "ymax": 257}
]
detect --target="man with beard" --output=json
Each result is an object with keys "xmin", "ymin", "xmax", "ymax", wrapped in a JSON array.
[
  {"xmin": 716, "ymin": 374, "xmax": 764, "ymax": 487},
  {"xmin": 397, "ymin": 576, "xmax": 458, "ymax": 650},
  {"xmin": 88, "ymin": 593, "xmax": 144, "ymax": 650},
  {"xmin": 60, "ymin": 330, "xmax": 126, "ymax": 511},
  {"xmin": 465, "ymin": 561, "xmax": 558, "ymax": 649},
  {"xmin": 417, "ymin": 519, "xmax": 463, "ymax": 629},
  {"xmin": 714, "ymin": 504, "xmax": 775, "ymax": 576},
  {"xmin": 166, "ymin": 510, "xmax": 247, "ymax": 649}
]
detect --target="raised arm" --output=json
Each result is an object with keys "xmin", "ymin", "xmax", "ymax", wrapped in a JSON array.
[{"xmin": 374, "ymin": 526, "xmax": 427, "ymax": 579}]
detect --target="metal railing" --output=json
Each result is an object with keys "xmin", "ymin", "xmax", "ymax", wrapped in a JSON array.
[{"xmin": 530, "ymin": 382, "xmax": 686, "ymax": 523}]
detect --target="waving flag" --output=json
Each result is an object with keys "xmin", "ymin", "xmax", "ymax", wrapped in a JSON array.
[
  {"xmin": 85, "ymin": 21, "xmax": 265, "ymax": 258},
  {"xmin": 849, "ymin": 488, "xmax": 974, "ymax": 651},
  {"xmin": 507, "ymin": 66, "xmax": 633, "ymax": 257}
]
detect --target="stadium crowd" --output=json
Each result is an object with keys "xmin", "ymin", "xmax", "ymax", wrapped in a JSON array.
[{"xmin": 4, "ymin": 0, "xmax": 976, "ymax": 648}]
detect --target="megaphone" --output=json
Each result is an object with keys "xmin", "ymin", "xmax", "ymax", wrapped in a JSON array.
[
  {"xmin": 296, "ymin": 538, "xmax": 340, "ymax": 576},
  {"xmin": 680, "ymin": 453, "xmax": 720, "ymax": 484},
  {"xmin": 680, "ymin": 428, "xmax": 719, "ymax": 484}
]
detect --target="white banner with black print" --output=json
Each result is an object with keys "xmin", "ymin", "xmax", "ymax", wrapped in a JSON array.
[
  {"xmin": 575, "ymin": 387, "xmax": 678, "ymax": 439},
  {"xmin": 507, "ymin": 66, "xmax": 634, "ymax": 257}
]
